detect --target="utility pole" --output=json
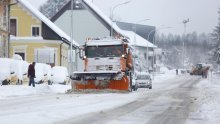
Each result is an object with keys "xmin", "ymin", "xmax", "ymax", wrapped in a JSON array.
[
  {"xmin": 70, "ymin": 0, "xmax": 74, "ymax": 73},
  {"xmin": 182, "ymin": 18, "xmax": 189, "ymax": 71}
]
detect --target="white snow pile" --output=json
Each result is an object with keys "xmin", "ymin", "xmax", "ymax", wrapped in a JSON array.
[
  {"xmin": 51, "ymin": 66, "xmax": 69, "ymax": 84},
  {"xmin": 187, "ymin": 73, "xmax": 220, "ymax": 124},
  {"xmin": 153, "ymin": 66, "xmax": 176, "ymax": 83},
  {"xmin": 0, "ymin": 84, "xmax": 71, "ymax": 99}
]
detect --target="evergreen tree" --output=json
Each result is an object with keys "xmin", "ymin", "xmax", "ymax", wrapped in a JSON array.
[
  {"xmin": 212, "ymin": 7, "xmax": 220, "ymax": 47},
  {"xmin": 212, "ymin": 7, "xmax": 220, "ymax": 65},
  {"xmin": 39, "ymin": 0, "xmax": 69, "ymax": 18}
]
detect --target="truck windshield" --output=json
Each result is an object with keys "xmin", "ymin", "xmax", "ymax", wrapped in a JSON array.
[{"xmin": 86, "ymin": 45, "xmax": 123, "ymax": 58}]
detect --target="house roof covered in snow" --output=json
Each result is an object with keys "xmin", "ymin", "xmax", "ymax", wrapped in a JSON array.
[
  {"xmin": 82, "ymin": 0, "xmax": 156, "ymax": 48},
  {"xmin": 17, "ymin": 0, "xmax": 79, "ymax": 47},
  {"xmin": 122, "ymin": 30, "xmax": 156, "ymax": 48}
]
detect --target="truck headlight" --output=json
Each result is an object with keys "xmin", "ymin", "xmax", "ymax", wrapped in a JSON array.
[{"xmin": 121, "ymin": 54, "xmax": 127, "ymax": 58}]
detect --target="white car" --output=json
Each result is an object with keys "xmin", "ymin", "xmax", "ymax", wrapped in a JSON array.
[
  {"xmin": 0, "ymin": 58, "xmax": 14, "ymax": 85},
  {"xmin": 51, "ymin": 66, "xmax": 69, "ymax": 85},
  {"xmin": 0, "ymin": 58, "xmax": 28, "ymax": 85},
  {"xmin": 132, "ymin": 72, "xmax": 152, "ymax": 91},
  {"xmin": 12, "ymin": 60, "xmax": 29, "ymax": 85},
  {"xmin": 35, "ymin": 63, "xmax": 51, "ymax": 84}
]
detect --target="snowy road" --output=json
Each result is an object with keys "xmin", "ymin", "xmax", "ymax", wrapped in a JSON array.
[
  {"xmin": 1, "ymin": 73, "xmax": 220, "ymax": 124},
  {"xmin": 60, "ymin": 75, "xmax": 201, "ymax": 124}
]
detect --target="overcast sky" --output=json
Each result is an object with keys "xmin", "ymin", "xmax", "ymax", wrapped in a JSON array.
[{"xmin": 29, "ymin": 0, "xmax": 220, "ymax": 35}]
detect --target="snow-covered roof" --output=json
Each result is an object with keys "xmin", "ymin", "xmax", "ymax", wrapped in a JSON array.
[
  {"xmin": 86, "ymin": 39, "xmax": 123, "ymax": 46},
  {"xmin": 121, "ymin": 30, "xmax": 156, "ymax": 48},
  {"xmin": 17, "ymin": 0, "xmax": 79, "ymax": 47},
  {"xmin": 83, "ymin": 0, "xmax": 156, "ymax": 48}
]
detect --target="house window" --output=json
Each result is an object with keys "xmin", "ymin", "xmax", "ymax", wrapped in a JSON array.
[
  {"xmin": 10, "ymin": 19, "xmax": 17, "ymax": 36},
  {"xmin": 32, "ymin": 27, "xmax": 40, "ymax": 37},
  {"xmin": 34, "ymin": 48, "xmax": 56, "ymax": 66}
]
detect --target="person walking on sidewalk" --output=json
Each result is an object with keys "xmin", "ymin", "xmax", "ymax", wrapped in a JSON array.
[{"xmin": 28, "ymin": 62, "xmax": 36, "ymax": 87}]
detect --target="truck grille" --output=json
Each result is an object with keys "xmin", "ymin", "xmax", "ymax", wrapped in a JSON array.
[{"xmin": 96, "ymin": 65, "xmax": 113, "ymax": 71}]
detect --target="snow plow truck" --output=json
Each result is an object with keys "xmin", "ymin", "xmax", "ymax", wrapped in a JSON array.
[
  {"xmin": 70, "ymin": 38, "xmax": 134, "ymax": 91},
  {"xmin": 190, "ymin": 63, "xmax": 210, "ymax": 78}
]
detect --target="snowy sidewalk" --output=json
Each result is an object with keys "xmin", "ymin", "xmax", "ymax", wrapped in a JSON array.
[
  {"xmin": 0, "ymin": 84, "xmax": 71, "ymax": 99},
  {"xmin": 187, "ymin": 73, "xmax": 220, "ymax": 124}
]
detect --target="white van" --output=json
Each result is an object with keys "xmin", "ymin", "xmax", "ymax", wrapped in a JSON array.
[{"xmin": 132, "ymin": 72, "xmax": 152, "ymax": 90}]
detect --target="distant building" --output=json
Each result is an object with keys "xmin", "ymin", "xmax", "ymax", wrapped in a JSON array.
[
  {"xmin": 0, "ymin": 0, "xmax": 10, "ymax": 58},
  {"xmin": 116, "ymin": 21, "xmax": 156, "ymax": 43},
  {"xmin": 9, "ymin": 0, "xmax": 78, "ymax": 69}
]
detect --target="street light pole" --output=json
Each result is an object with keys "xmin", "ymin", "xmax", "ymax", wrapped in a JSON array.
[
  {"xmin": 110, "ymin": 1, "xmax": 131, "ymax": 37},
  {"xmin": 70, "ymin": 0, "xmax": 74, "ymax": 73},
  {"xmin": 182, "ymin": 19, "xmax": 189, "ymax": 70}
]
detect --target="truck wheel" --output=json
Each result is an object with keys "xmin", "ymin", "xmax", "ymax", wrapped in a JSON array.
[{"xmin": 149, "ymin": 85, "xmax": 152, "ymax": 89}]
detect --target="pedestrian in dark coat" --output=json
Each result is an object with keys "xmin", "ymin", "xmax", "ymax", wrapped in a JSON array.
[{"xmin": 28, "ymin": 62, "xmax": 36, "ymax": 87}]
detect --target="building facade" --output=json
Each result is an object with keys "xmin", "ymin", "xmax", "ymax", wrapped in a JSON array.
[
  {"xmin": 9, "ymin": 0, "xmax": 78, "ymax": 69},
  {"xmin": 0, "ymin": 0, "xmax": 10, "ymax": 58}
]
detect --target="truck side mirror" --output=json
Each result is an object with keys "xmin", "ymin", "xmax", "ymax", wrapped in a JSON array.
[
  {"xmin": 79, "ymin": 48, "xmax": 84, "ymax": 59},
  {"xmin": 126, "ymin": 48, "xmax": 130, "ymax": 54}
]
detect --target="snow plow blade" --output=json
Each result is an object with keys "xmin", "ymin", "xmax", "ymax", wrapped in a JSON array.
[{"xmin": 71, "ymin": 76, "xmax": 130, "ymax": 91}]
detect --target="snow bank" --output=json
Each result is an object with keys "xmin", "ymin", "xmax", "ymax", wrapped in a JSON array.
[
  {"xmin": 153, "ymin": 66, "xmax": 176, "ymax": 83},
  {"xmin": 0, "ymin": 84, "xmax": 71, "ymax": 99},
  {"xmin": 187, "ymin": 73, "xmax": 220, "ymax": 124}
]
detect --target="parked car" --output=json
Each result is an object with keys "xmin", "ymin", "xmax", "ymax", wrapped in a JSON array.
[
  {"xmin": 132, "ymin": 72, "xmax": 152, "ymax": 90},
  {"xmin": 12, "ymin": 60, "xmax": 29, "ymax": 85},
  {"xmin": 0, "ymin": 58, "xmax": 29, "ymax": 85},
  {"xmin": 0, "ymin": 58, "xmax": 14, "ymax": 85},
  {"xmin": 35, "ymin": 63, "xmax": 51, "ymax": 84},
  {"xmin": 51, "ymin": 66, "xmax": 69, "ymax": 85}
]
